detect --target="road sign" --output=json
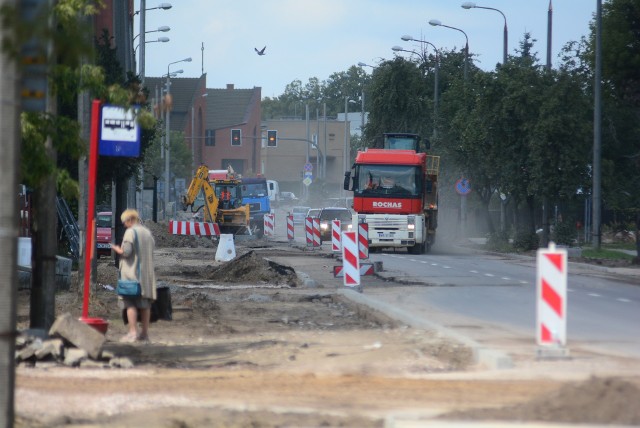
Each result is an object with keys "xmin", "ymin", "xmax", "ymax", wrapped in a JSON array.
[
  {"xmin": 303, "ymin": 177, "xmax": 312, "ymax": 186},
  {"xmin": 455, "ymin": 177, "xmax": 471, "ymax": 196},
  {"xmin": 304, "ymin": 162, "xmax": 313, "ymax": 172},
  {"xmin": 99, "ymin": 105, "xmax": 141, "ymax": 157}
]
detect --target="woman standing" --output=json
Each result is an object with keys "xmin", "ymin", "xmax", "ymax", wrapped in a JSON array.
[{"xmin": 110, "ymin": 209, "xmax": 156, "ymax": 343}]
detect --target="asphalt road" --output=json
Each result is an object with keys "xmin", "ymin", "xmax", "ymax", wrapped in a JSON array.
[
  {"xmin": 368, "ymin": 246, "xmax": 640, "ymax": 359},
  {"xmin": 270, "ymin": 206, "xmax": 640, "ymax": 358}
]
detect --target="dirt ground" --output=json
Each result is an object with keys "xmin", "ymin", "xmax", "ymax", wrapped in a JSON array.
[{"xmin": 13, "ymin": 221, "xmax": 640, "ymax": 427}]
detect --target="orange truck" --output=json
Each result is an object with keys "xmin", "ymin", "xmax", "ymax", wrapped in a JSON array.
[{"xmin": 344, "ymin": 133, "xmax": 439, "ymax": 254}]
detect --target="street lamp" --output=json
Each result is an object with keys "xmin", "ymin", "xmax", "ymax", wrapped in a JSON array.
[
  {"xmin": 164, "ymin": 57, "xmax": 192, "ymax": 216},
  {"xmin": 357, "ymin": 62, "xmax": 374, "ymax": 69},
  {"xmin": 429, "ymin": 19, "xmax": 469, "ymax": 81},
  {"xmin": 461, "ymin": 2, "xmax": 507, "ymax": 64},
  {"xmin": 134, "ymin": 37, "xmax": 170, "ymax": 54},
  {"xmin": 137, "ymin": 1, "xmax": 172, "ymax": 84},
  {"xmin": 400, "ymin": 36, "xmax": 440, "ymax": 137}
]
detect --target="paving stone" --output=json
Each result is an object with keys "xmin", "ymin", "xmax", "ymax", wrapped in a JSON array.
[
  {"xmin": 16, "ymin": 338, "xmax": 43, "ymax": 361},
  {"xmin": 109, "ymin": 357, "xmax": 134, "ymax": 369},
  {"xmin": 63, "ymin": 348, "xmax": 88, "ymax": 367},
  {"xmin": 49, "ymin": 313, "xmax": 105, "ymax": 359},
  {"xmin": 34, "ymin": 339, "xmax": 64, "ymax": 360}
]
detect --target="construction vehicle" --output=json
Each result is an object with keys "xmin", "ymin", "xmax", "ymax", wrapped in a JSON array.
[
  {"xmin": 240, "ymin": 176, "xmax": 271, "ymax": 236},
  {"xmin": 181, "ymin": 165, "xmax": 251, "ymax": 234},
  {"xmin": 344, "ymin": 133, "xmax": 439, "ymax": 254}
]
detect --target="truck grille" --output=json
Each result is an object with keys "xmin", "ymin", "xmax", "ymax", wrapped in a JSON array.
[{"xmin": 366, "ymin": 218, "xmax": 407, "ymax": 229}]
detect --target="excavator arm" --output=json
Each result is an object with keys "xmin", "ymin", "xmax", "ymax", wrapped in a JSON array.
[{"xmin": 182, "ymin": 165, "xmax": 220, "ymax": 222}]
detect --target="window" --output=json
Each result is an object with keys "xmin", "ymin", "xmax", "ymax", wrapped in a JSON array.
[{"xmin": 205, "ymin": 129, "xmax": 215, "ymax": 146}]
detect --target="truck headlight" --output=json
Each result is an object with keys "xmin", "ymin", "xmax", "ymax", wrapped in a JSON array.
[
  {"xmin": 320, "ymin": 222, "xmax": 328, "ymax": 231},
  {"xmin": 347, "ymin": 224, "xmax": 353, "ymax": 230},
  {"xmin": 408, "ymin": 224, "xmax": 415, "ymax": 231}
]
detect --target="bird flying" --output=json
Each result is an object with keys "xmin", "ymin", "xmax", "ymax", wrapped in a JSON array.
[{"xmin": 255, "ymin": 46, "xmax": 266, "ymax": 56}]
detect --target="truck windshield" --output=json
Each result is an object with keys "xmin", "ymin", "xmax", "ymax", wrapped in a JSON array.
[
  {"xmin": 356, "ymin": 164, "xmax": 421, "ymax": 197},
  {"xmin": 384, "ymin": 135, "xmax": 419, "ymax": 150},
  {"xmin": 241, "ymin": 183, "xmax": 268, "ymax": 198}
]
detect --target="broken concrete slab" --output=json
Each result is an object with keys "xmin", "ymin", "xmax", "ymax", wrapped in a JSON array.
[
  {"xmin": 16, "ymin": 338, "xmax": 43, "ymax": 362},
  {"xmin": 109, "ymin": 357, "xmax": 134, "ymax": 369},
  {"xmin": 64, "ymin": 348, "xmax": 88, "ymax": 367},
  {"xmin": 34, "ymin": 339, "xmax": 64, "ymax": 360},
  {"xmin": 49, "ymin": 313, "xmax": 105, "ymax": 359}
]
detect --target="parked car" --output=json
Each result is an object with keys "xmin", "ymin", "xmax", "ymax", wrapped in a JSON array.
[
  {"xmin": 96, "ymin": 211, "xmax": 112, "ymax": 258},
  {"xmin": 280, "ymin": 191, "xmax": 297, "ymax": 202},
  {"xmin": 291, "ymin": 206, "xmax": 311, "ymax": 225},
  {"xmin": 317, "ymin": 207, "xmax": 353, "ymax": 240}
]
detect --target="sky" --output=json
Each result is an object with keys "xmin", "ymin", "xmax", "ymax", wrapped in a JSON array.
[{"xmin": 139, "ymin": 0, "xmax": 597, "ymax": 99}]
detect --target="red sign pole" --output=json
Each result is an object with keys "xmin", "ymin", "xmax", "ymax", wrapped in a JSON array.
[{"xmin": 81, "ymin": 99, "xmax": 101, "ymax": 319}]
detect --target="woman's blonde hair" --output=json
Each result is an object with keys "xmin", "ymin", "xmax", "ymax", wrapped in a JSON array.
[{"xmin": 120, "ymin": 209, "xmax": 140, "ymax": 224}]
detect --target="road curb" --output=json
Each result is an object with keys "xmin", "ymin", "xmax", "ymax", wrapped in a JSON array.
[{"xmin": 337, "ymin": 288, "xmax": 514, "ymax": 370}]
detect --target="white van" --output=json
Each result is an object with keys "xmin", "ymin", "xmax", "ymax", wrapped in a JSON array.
[{"xmin": 267, "ymin": 180, "xmax": 280, "ymax": 203}]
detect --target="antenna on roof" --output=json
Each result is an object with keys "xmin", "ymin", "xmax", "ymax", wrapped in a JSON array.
[{"xmin": 201, "ymin": 42, "xmax": 204, "ymax": 75}]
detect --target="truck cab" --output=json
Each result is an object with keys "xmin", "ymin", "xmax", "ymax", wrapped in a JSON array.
[{"xmin": 240, "ymin": 177, "xmax": 271, "ymax": 236}]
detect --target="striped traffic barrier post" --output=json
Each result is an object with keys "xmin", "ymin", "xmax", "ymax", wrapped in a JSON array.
[
  {"xmin": 536, "ymin": 242, "xmax": 569, "ymax": 357},
  {"xmin": 263, "ymin": 213, "xmax": 275, "ymax": 237},
  {"xmin": 286, "ymin": 214, "xmax": 294, "ymax": 242},
  {"xmin": 331, "ymin": 220, "xmax": 341, "ymax": 252},
  {"xmin": 312, "ymin": 217, "xmax": 321, "ymax": 247},
  {"xmin": 341, "ymin": 231, "xmax": 360, "ymax": 288},
  {"xmin": 169, "ymin": 220, "xmax": 220, "ymax": 236},
  {"xmin": 358, "ymin": 222, "xmax": 369, "ymax": 259},
  {"xmin": 305, "ymin": 216, "xmax": 313, "ymax": 247}
]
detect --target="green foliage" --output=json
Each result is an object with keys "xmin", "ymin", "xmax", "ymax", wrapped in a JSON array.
[
  {"xmin": 513, "ymin": 228, "xmax": 538, "ymax": 252},
  {"xmin": 485, "ymin": 231, "xmax": 511, "ymax": 252},
  {"xmin": 551, "ymin": 219, "xmax": 578, "ymax": 246},
  {"xmin": 142, "ymin": 131, "xmax": 192, "ymax": 185},
  {"xmin": 582, "ymin": 248, "xmax": 634, "ymax": 260}
]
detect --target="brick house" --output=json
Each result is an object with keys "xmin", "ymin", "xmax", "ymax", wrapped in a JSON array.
[{"xmin": 202, "ymin": 84, "xmax": 262, "ymax": 176}]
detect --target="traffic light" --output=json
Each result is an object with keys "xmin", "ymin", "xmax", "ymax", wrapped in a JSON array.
[
  {"xmin": 267, "ymin": 130, "xmax": 277, "ymax": 147},
  {"xmin": 231, "ymin": 129, "xmax": 241, "ymax": 145}
]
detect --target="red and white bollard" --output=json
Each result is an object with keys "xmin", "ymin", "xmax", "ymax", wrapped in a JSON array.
[
  {"xmin": 341, "ymin": 231, "xmax": 360, "ymax": 288},
  {"xmin": 536, "ymin": 242, "xmax": 569, "ymax": 356},
  {"xmin": 358, "ymin": 222, "xmax": 369, "ymax": 259},
  {"xmin": 312, "ymin": 217, "xmax": 321, "ymax": 247},
  {"xmin": 286, "ymin": 214, "xmax": 294, "ymax": 241},
  {"xmin": 263, "ymin": 213, "xmax": 275, "ymax": 237},
  {"xmin": 305, "ymin": 216, "xmax": 313, "ymax": 247},
  {"xmin": 331, "ymin": 220, "xmax": 341, "ymax": 252}
]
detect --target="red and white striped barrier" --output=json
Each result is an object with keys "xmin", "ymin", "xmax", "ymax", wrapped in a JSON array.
[
  {"xmin": 331, "ymin": 220, "xmax": 341, "ymax": 252},
  {"xmin": 333, "ymin": 263, "xmax": 373, "ymax": 278},
  {"xmin": 263, "ymin": 213, "xmax": 275, "ymax": 236},
  {"xmin": 358, "ymin": 223, "xmax": 369, "ymax": 259},
  {"xmin": 305, "ymin": 216, "xmax": 313, "ymax": 247},
  {"xmin": 286, "ymin": 214, "xmax": 294, "ymax": 241},
  {"xmin": 341, "ymin": 231, "xmax": 360, "ymax": 287},
  {"xmin": 169, "ymin": 220, "xmax": 220, "ymax": 236},
  {"xmin": 536, "ymin": 242, "xmax": 567, "ymax": 347},
  {"xmin": 312, "ymin": 218, "xmax": 321, "ymax": 247}
]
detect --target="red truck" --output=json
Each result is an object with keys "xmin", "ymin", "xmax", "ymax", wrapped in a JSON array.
[{"xmin": 344, "ymin": 133, "xmax": 439, "ymax": 254}]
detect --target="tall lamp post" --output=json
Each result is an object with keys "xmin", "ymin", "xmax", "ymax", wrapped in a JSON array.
[
  {"xmin": 136, "ymin": 2, "xmax": 172, "ymax": 84},
  {"xmin": 164, "ymin": 57, "xmax": 192, "ymax": 217},
  {"xmin": 461, "ymin": 2, "xmax": 508, "ymax": 64},
  {"xmin": 429, "ymin": 19, "xmax": 469, "ymax": 81},
  {"xmin": 400, "ymin": 36, "xmax": 440, "ymax": 137},
  {"xmin": 134, "ymin": 36, "xmax": 170, "ymax": 54}
]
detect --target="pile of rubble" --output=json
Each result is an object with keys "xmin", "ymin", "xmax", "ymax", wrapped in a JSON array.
[{"xmin": 15, "ymin": 313, "xmax": 133, "ymax": 369}]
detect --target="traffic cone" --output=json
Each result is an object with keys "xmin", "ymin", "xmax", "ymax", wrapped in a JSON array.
[{"xmin": 215, "ymin": 234, "xmax": 236, "ymax": 262}]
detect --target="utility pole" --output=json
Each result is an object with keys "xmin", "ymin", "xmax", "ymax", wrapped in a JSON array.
[
  {"xmin": 541, "ymin": 0, "xmax": 553, "ymax": 247},
  {"xmin": 0, "ymin": 1, "xmax": 20, "ymax": 424},
  {"xmin": 593, "ymin": 0, "xmax": 602, "ymax": 250}
]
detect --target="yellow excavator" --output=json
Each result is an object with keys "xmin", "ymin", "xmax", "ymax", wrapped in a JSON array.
[{"xmin": 181, "ymin": 165, "xmax": 251, "ymax": 234}]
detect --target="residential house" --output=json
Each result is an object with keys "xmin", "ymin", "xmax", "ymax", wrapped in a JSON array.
[{"xmin": 202, "ymin": 84, "xmax": 262, "ymax": 176}]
